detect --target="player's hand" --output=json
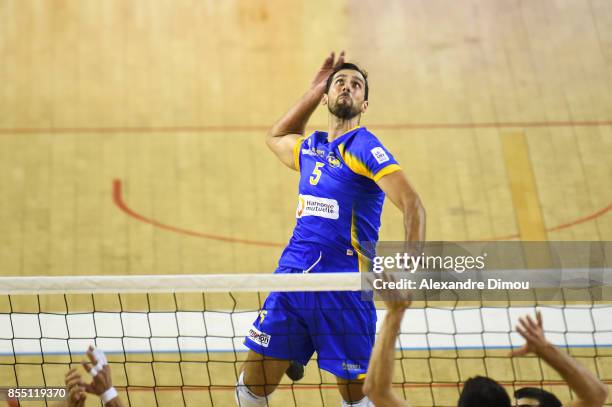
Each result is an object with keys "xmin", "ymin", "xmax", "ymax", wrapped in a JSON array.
[
  {"xmin": 381, "ymin": 272, "xmax": 412, "ymax": 311},
  {"xmin": 310, "ymin": 51, "xmax": 346, "ymax": 92},
  {"xmin": 384, "ymin": 297, "xmax": 412, "ymax": 312},
  {"xmin": 81, "ymin": 346, "xmax": 114, "ymax": 396},
  {"xmin": 511, "ymin": 311, "xmax": 550, "ymax": 357},
  {"xmin": 65, "ymin": 368, "xmax": 87, "ymax": 407}
]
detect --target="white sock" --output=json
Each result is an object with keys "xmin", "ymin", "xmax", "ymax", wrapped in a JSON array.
[
  {"xmin": 235, "ymin": 371, "xmax": 269, "ymax": 407},
  {"xmin": 341, "ymin": 396, "xmax": 374, "ymax": 406}
]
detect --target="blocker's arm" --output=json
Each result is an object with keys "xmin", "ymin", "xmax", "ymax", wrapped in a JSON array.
[
  {"xmin": 512, "ymin": 312, "xmax": 609, "ymax": 407},
  {"xmin": 363, "ymin": 300, "xmax": 412, "ymax": 407}
]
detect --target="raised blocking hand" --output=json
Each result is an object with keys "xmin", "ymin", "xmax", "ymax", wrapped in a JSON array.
[
  {"xmin": 81, "ymin": 346, "xmax": 114, "ymax": 396},
  {"xmin": 511, "ymin": 310, "xmax": 549, "ymax": 357}
]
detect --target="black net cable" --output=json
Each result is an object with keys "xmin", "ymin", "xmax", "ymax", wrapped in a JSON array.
[{"xmin": 0, "ymin": 287, "xmax": 610, "ymax": 406}]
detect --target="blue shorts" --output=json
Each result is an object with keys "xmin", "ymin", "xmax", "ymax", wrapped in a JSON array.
[{"xmin": 243, "ymin": 269, "xmax": 376, "ymax": 380}]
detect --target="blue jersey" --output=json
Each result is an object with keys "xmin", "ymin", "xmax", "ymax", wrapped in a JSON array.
[
  {"xmin": 244, "ymin": 127, "xmax": 396, "ymax": 378},
  {"xmin": 277, "ymin": 126, "xmax": 401, "ymax": 273}
]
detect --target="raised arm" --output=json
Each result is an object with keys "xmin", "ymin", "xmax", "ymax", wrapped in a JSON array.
[
  {"xmin": 363, "ymin": 298, "xmax": 412, "ymax": 407},
  {"xmin": 266, "ymin": 51, "xmax": 345, "ymax": 170},
  {"xmin": 512, "ymin": 312, "xmax": 609, "ymax": 407}
]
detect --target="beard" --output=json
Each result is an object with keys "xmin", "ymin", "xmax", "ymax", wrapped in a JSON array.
[{"xmin": 328, "ymin": 95, "xmax": 361, "ymax": 120}]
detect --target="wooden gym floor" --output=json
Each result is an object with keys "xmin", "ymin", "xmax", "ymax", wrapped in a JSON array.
[{"xmin": 0, "ymin": 0, "xmax": 611, "ymax": 405}]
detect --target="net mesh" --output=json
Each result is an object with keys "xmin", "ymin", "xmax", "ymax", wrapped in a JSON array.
[{"xmin": 0, "ymin": 274, "xmax": 611, "ymax": 407}]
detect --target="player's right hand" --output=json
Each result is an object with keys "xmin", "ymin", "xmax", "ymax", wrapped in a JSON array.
[
  {"xmin": 511, "ymin": 311, "xmax": 551, "ymax": 357},
  {"xmin": 310, "ymin": 51, "xmax": 346, "ymax": 92},
  {"xmin": 65, "ymin": 368, "xmax": 87, "ymax": 407},
  {"xmin": 384, "ymin": 297, "xmax": 412, "ymax": 312},
  {"xmin": 81, "ymin": 346, "xmax": 114, "ymax": 396},
  {"xmin": 381, "ymin": 272, "xmax": 413, "ymax": 311}
]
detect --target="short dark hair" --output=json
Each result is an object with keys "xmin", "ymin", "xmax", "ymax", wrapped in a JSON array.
[
  {"xmin": 514, "ymin": 387, "xmax": 562, "ymax": 407},
  {"xmin": 325, "ymin": 62, "xmax": 369, "ymax": 101},
  {"xmin": 458, "ymin": 376, "xmax": 511, "ymax": 407}
]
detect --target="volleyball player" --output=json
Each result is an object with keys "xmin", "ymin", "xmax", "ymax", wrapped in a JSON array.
[
  {"xmin": 64, "ymin": 346, "xmax": 124, "ymax": 407},
  {"xmin": 513, "ymin": 387, "xmax": 562, "ymax": 407},
  {"xmin": 363, "ymin": 301, "xmax": 609, "ymax": 407},
  {"xmin": 237, "ymin": 52, "xmax": 426, "ymax": 406}
]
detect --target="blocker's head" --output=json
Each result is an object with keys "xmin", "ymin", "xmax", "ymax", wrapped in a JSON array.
[
  {"xmin": 458, "ymin": 376, "xmax": 511, "ymax": 407},
  {"xmin": 323, "ymin": 62, "xmax": 369, "ymax": 120},
  {"xmin": 514, "ymin": 387, "xmax": 562, "ymax": 407}
]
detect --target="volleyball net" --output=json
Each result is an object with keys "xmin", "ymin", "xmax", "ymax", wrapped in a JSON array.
[{"xmin": 0, "ymin": 272, "xmax": 611, "ymax": 407}]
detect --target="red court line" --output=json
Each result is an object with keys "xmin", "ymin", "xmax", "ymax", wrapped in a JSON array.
[
  {"xmin": 113, "ymin": 179, "xmax": 611, "ymax": 246},
  {"xmin": 481, "ymin": 202, "xmax": 612, "ymax": 240},
  {"xmin": 112, "ymin": 179, "xmax": 283, "ymax": 248},
  {"xmin": 3, "ymin": 119, "xmax": 612, "ymax": 135},
  {"xmin": 116, "ymin": 379, "xmax": 612, "ymax": 393},
  {"xmin": 547, "ymin": 202, "xmax": 612, "ymax": 232}
]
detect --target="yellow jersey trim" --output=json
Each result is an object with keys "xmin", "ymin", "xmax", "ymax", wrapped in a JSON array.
[
  {"xmin": 351, "ymin": 209, "xmax": 370, "ymax": 273},
  {"xmin": 372, "ymin": 164, "xmax": 402, "ymax": 182},
  {"xmin": 293, "ymin": 136, "xmax": 305, "ymax": 171},
  {"xmin": 338, "ymin": 144, "xmax": 375, "ymax": 179}
]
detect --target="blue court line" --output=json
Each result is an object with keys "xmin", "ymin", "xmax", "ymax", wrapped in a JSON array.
[{"xmin": 2, "ymin": 343, "xmax": 612, "ymax": 357}]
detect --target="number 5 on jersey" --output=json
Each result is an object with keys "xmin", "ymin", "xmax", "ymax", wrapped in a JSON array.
[{"xmin": 310, "ymin": 162, "xmax": 324, "ymax": 185}]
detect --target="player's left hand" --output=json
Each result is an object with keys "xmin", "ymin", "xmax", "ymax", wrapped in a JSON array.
[
  {"xmin": 310, "ymin": 51, "xmax": 345, "ymax": 92},
  {"xmin": 81, "ymin": 346, "xmax": 114, "ymax": 396}
]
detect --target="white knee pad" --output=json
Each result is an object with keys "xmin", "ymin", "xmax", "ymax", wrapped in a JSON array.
[
  {"xmin": 341, "ymin": 396, "xmax": 374, "ymax": 406},
  {"xmin": 235, "ymin": 371, "xmax": 269, "ymax": 407}
]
